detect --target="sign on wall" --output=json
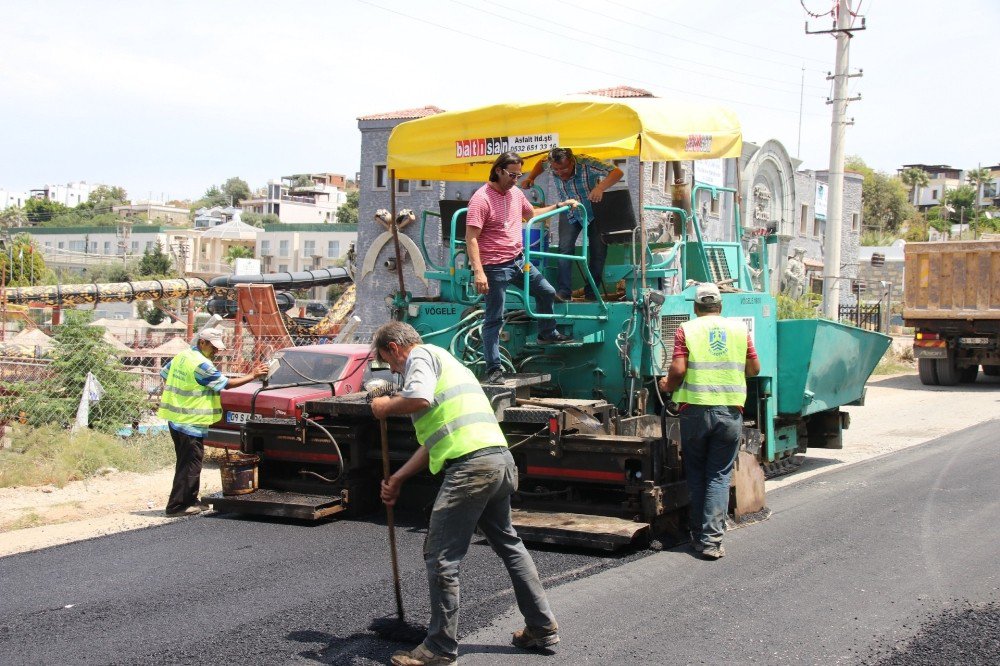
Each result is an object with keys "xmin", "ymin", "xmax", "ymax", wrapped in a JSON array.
[
  {"xmin": 234, "ymin": 258, "xmax": 261, "ymax": 276},
  {"xmin": 694, "ymin": 159, "xmax": 725, "ymax": 187},
  {"xmin": 815, "ymin": 182, "xmax": 828, "ymax": 221}
]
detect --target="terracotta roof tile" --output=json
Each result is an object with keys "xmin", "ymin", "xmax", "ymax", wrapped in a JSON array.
[
  {"xmin": 357, "ymin": 105, "xmax": 445, "ymax": 121},
  {"xmin": 577, "ymin": 85, "xmax": 655, "ymax": 98}
]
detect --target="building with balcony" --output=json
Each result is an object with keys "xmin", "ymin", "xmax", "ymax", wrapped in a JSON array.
[
  {"xmin": 1, "ymin": 188, "xmax": 30, "ymax": 210},
  {"xmin": 898, "ymin": 164, "xmax": 965, "ymax": 211},
  {"xmin": 193, "ymin": 205, "xmax": 240, "ymax": 229},
  {"xmin": 241, "ymin": 173, "xmax": 349, "ymax": 224},
  {"xmin": 29, "ymin": 181, "xmax": 100, "ymax": 208}
]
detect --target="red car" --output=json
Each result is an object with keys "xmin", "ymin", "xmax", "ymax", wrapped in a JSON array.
[{"xmin": 205, "ymin": 343, "xmax": 383, "ymax": 451}]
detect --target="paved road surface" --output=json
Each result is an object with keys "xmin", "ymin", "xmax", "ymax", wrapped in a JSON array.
[
  {"xmin": 463, "ymin": 419, "xmax": 1000, "ymax": 664},
  {"xmin": 1, "ymin": 420, "xmax": 996, "ymax": 665}
]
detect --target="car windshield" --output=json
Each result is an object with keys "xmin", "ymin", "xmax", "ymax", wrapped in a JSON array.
[{"xmin": 269, "ymin": 350, "xmax": 352, "ymax": 386}]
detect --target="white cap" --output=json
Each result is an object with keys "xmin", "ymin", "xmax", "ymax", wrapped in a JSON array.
[
  {"xmin": 198, "ymin": 327, "xmax": 227, "ymax": 350},
  {"xmin": 695, "ymin": 282, "xmax": 722, "ymax": 305}
]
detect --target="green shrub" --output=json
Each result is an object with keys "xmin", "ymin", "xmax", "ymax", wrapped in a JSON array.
[{"xmin": 777, "ymin": 293, "xmax": 822, "ymax": 320}]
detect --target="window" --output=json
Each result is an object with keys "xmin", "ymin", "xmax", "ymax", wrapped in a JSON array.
[
  {"xmin": 328, "ymin": 240, "xmax": 340, "ymax": 258},
  {"xmin": 145, "ymin": 241, "xmax": 153, "ymax": 251},
  {"xmin": 304, "ymin": 240, "xmax": 316, "ymax": 256},
  {"xmin": 103, "ymin": 241, "xmax": 111, "ymax": 254},
  {"xmin": 278, "ymin": 264, "xmax": 288, "ymax": 273},
  {"xmin": 651, "ymin": 162, "xmax": 660, "ymax": 187},
  {"xmin": 279, "ymin": 240, "xmax": 289, "ymax": 257},
  {"xmin": 69, "ymin": 240, "xmax": 85, "ymax": 252},
  {"xmin": 261, "ymin": 240, "xmax": 271, "ymax": 255},
  {"xmin": 852, "ymin": 212, "xmax": 860, "ymax": 232},
  {"xmin": 44, "ymin": 242, "xmax": 52, "ymax": 250},
  {"xmin": 58, "ymin": 242, "xmax": 65, "ymax": 249},
  {"xmin": 396, "ymin": 179, "xmax": 410, "ymax": 195},
  {"xmin": 813, "ymin": 216, "xmax": 821, "ymax": 238},
  {"xmin": 90, "ymin": 242, "xmax": 97, "ymax": 253},
  {"xmin": 799, "ymin": 204, "xmax": 809, "ymax": 235},
  {"xmin": 931, "ymin": 189, "xmax": 939, "ymax": 200},
  {"xmin": 416, "ymin": 180, "xmax": 433, "ymax": 190},
  {"xmin": 373, "ymin": 164, "xmax": 388, "ymax": 190},
  {"xmin": 710, "ymin": 195, "xmax": 720, "ymax": 215}
]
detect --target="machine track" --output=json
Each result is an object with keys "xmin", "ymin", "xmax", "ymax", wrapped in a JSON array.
[{"xmin": 762, "ymin": 455, "xmax": 805, "ymax": 479}]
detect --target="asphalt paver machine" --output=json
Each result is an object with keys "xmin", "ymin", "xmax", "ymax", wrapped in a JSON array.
[{"xmin": 251, "ymin": 98, "xmax": 890, "ymax": 549}]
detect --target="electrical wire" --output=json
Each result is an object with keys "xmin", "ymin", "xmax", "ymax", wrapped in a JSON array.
[
  {"xmin": 302, "ymin": 417, "xmax": 344, "ymax": 483},
  {"xmin": 446, "ymin": 0, "xmax": 828, "ymax": 96},
  {"xmin": 353, "ymin": 0, "xmax": 826, "ymax": 117}
]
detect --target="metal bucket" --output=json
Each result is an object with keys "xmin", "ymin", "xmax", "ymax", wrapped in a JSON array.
[{"xmin": 220, "ymin": 453, "xmax": 259, "ymax": 496}]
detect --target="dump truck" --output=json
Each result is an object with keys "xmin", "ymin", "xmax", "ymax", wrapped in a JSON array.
[
  {"xmin": 904, "ymin": 240, "xmax": 1000, "ymax": 385},
  {"xmin": 204, "ymin": 97, "xmax": 891, "ymax": 550}
]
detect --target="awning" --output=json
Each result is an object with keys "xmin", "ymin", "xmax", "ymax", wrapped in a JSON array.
[{"xmin": 386, "ymin": 96, "xmax": 742, "ymax": 182}]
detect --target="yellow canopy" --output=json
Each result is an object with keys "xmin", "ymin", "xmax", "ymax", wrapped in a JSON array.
[{"xmin": 386, "ymin": 96, "xmax": 742, "ymax": 182}]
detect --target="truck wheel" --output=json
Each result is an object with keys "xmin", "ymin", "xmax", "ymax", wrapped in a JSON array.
[
  {"xmin": 984, "ymin": 365, "xmax": 1000, "ymax": 377},
  {"xmin": 918, "ymin": 358, "xmax": 939, "ymax": 386},
  {"xmin": 959, "ymin": 365, "xmax": 979, "ymax": 383},
  {"xmin": 935, "ymin": 356, "xmax": 961, "ymax": 386}
]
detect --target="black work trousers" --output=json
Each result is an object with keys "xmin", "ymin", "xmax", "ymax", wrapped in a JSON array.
[{"xmin": 166, "ymin": 426, "xmax": 205, "ymax": 513}]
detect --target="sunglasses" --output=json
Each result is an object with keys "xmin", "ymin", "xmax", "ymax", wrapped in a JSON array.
[{"xmin": 501, "ymin": 168, "xmax": 522, "ymax": 179}]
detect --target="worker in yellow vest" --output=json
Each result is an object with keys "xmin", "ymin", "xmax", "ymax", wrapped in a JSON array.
[
  {"xmin": 158, "ymin": 328, "xmax": 267, "ymax": 517},
  {"xmin": 371, "ymin": 321, "xmax": 558, "ymax": 666},
  {"xmin": 659, "ymin": 283, "xmax": 761, "ymax": 560}
]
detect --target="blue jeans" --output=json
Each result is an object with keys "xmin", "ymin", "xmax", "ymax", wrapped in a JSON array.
[
  {"xmin": 423, "ymin": 448, "xmax": 556, "ymax": 658},
  {"xmin": 557, "ymin": 216, "xmax": 608, "ymax": 298},
  {"xmin": 482, "ymin": 257, "xmax": 557, "ymax": 372},
  {"xmin": 679, "ymin": 405, "xmax": 743, "ymax": 547}
]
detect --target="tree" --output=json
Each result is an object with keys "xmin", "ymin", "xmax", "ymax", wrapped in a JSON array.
[
  {"xmin": 942, "ymin": 185, "xmax": 977, "ymax": 227},
  {"xmin": 136, "ymin": 300, "xmax": 166, "ymax": 325},
  {"xmin": 240, "ymin": 212, "xmax": 279, "ymax": 228},
  {"xmin": 0, "ymin": 205, "xmax": 27, "ymax": 228},
  {"xmin": 846, "ymin": 156, "xmax": 913, "ymax": 234},
  {"xmin": 137, "ymin": 241, "xmax": 174, "ymax": 277},
  {"xmin": 13, "ymin": 310, "xmax": 150, "ymax": 432},
  {"xmin": 224, "ymin": 245, "xmax": 254, "ymax": 265},
  {"xmin": 899, "ymin": 167, "xmax": 930, "ymax": 206},
  {"xmin": 0, "ymin": 234, "xmax": 48, "ymax": 286},
  {"xmin": 222, "ymin": 177, "xmax": 251, "ymax": 206},
  {"xmin": 336, "ymin": 190, "xmax": 359, "ymax": 225},
  {"xmin": 23, "ymin": 198, "xmax": 69, "ymax": 224},
  {"xmin": 78, "ymin": 185, "xmax": 129, "ymax": 213},
  {"xmin": 291, "ymin": 174, "xmax": 314, "ymax": 188}
]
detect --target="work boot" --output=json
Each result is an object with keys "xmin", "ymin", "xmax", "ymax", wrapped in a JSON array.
[
  {"xmin": 484, "ymin": 367, "xmax": 504, "ymax": 384},
  {"xmin": 390, "ymin": 643, "xmax": 456, "ymax": 665},
  {"xmin": 164, "ymin": 505, "xmax": 205, "ymax": 517},
  {"xmin": 537, "ymin": 331, "xmax": 573, "ymax": 344},
  {"xmin": 690, "ymin": 532, "xmax": 705, "ymax": 553},
  {"xmin": 701, "ymin": 544, "xmax": 725, "ymax": 560},
  {"xmin": 512, "ymin": 623, "xmax": 560, "ymax": 650}
]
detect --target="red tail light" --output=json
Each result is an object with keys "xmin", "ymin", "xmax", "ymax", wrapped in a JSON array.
[
  {"xmin": 915, "ymin": 331, "xmax": 939, "ymax": 341},
  {"xmin": 548, "ymin": 417, "xmax": 559, "ymax": 434}
]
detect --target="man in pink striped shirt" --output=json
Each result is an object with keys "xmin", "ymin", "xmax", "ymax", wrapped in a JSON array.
[{"xmin": 466, "ymin": 151, "xmax": 579, "ymax": 384}]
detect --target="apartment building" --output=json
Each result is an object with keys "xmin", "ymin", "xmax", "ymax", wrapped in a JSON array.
[
  {"xmin": 241, "ymin": 173, "xmax": 348, "ymax": 224},
  {"xmin": 29, "ymin": 181, "xmax": 99, "ymax": 208}
]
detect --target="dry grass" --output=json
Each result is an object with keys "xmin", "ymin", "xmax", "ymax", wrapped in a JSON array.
[{"xmin": 0, "ymin": 425, "xmax": 174, "ymax": 488}]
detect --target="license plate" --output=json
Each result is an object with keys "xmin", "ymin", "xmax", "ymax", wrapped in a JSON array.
[
  {"xmin": 959, "ymin": 337, "xmax": 991, "ymax": 346},
  {"xmin": 226, "ymin": 411, "xmax": 251, "ymax": 424}
]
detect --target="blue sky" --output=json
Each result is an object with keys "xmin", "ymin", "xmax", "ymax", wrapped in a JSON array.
[{"xmin": 1, "ymin": 0, "xmax": 996, "ymax": 201}]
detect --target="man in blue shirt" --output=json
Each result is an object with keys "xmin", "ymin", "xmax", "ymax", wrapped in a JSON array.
[{"xmin": 522, "ymin": 147, "xmax": 623, "ymax": 300}]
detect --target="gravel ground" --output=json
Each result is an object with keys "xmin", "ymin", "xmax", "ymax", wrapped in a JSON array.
[{"xmin": 866, "ymin": 603, "xmax": 1000, "ymax": 665}]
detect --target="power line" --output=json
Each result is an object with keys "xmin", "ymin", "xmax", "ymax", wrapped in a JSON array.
[
  {"xmin": 552, "ymin": 0, "xmax": 829, "ymax": 74},
  {"xmin": 607, "ymin": 0, "xmax": 832, "ymax": 65},
  {"xmin": 446, "ymin": 0, "xmax": 828, "ymax": 95},
  {"xmin": 354, "ymin": 0, "xmax": 825, "ymax": 117}
]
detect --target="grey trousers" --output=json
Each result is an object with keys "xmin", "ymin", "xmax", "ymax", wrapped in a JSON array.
[{"xmin": 423, "ymin": 447, "xmax": 556, "ymax": 658}]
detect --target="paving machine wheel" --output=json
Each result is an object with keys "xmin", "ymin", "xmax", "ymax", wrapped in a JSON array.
[{"xmin": 918, "ymin": 358, "xmax": 939, "ymax": 386}]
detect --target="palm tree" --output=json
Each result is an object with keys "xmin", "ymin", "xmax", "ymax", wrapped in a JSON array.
[
  {"xmin": 0, "ymin": 205, "xmax": 27, "ymax": 228},
  {"xmin": 900, "ymin": 167, "xmax": 930, "ymax": 207},
  {"xmin": 966, "ymin": 167, "xmax": 993, "ymax": 239}
]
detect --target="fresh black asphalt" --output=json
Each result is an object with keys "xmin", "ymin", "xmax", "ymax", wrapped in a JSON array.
[{"xmin": 1, "ymin": 419, "xmax": 997, "ymax": 665}]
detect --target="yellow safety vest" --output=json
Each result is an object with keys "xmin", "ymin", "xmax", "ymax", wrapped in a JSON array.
[
  {"xmin": 673, "ymin": 315, "xmax": 748, "ymax": 407},
  {"xmin": 412, "ymin": 345, "xmax": 508, "ymax": 474},
  {"xmin": 157, "ymin": 348, "xmax": 223, "ymax": 426}
]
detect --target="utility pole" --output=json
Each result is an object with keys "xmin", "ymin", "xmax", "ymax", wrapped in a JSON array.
[{"xmin": 808, "ymin": 0, "xmax": 865, "ymax": 320}]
